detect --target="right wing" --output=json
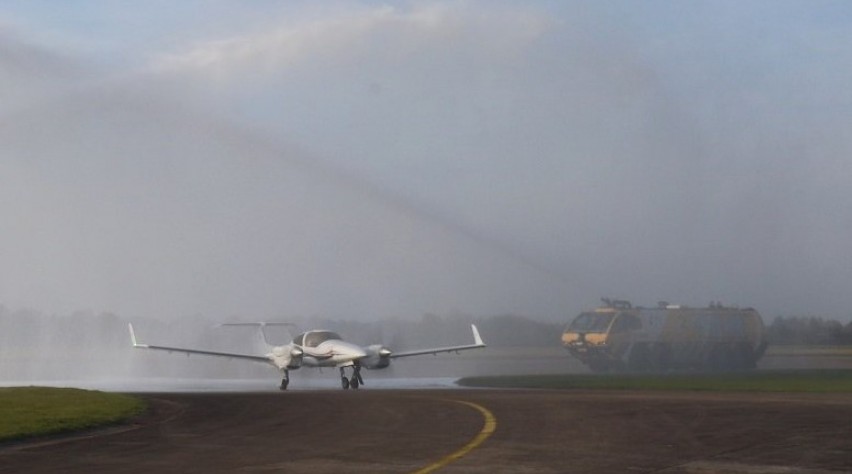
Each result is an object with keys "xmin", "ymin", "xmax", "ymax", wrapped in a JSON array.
[
  {"xmin": 390, "ymin": 324, "xmax": 486, "ymax": 358},
  {"xmin": 128, "ymin": 323, "xmax": 272, "ymax": 364}
]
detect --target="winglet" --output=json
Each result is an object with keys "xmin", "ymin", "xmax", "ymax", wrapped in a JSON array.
[
  {"xmin": 128, "ymin": 323, "xmax": 147, "ymax": 348},
  {"xmin": 471, "ymin": 324, "xmax": 485, "ymax": 346}
]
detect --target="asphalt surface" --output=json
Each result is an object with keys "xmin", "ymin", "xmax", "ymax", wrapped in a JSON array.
[{"xmin": 2, "ymin": 389, "xmax": 851, "ymax": 473}]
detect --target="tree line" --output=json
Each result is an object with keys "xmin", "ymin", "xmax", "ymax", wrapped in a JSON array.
[
  {"xmin": 765, "ymin": 316, "xmax": 852, "ymax": 346},
  {"xmin": 1, "ymin": 306, "xmax": 851, "ymax": 351}
]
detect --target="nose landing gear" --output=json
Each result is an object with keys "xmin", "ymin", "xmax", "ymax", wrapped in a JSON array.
[{"xmin": 339, "ymin": 365, "xmax": 364, "ymax": 390}]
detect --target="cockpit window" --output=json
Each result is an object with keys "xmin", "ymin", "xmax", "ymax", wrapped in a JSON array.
[
  {"xmin": 300, "ymin": 331, "xmax": 343, "ymax": 347},
  {"xmin": 568, "ymin": 312, "xmax": 615, "ymax": 333}
]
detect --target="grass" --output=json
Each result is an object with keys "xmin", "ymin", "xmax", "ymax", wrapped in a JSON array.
[
  {"xmin": 457, "ymin": 370, "xmax": 852, "ymax": 393},
  {"xmin": 765, "ymin": 345, "xmax": 852, "ymax": 356},
  {"xmin": 0, "ymin": 387, "xmax": 145, "ymax": 442}
]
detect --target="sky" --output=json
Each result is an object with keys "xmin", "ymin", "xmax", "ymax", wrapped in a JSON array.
[{"xmin": 2, "ymin": 1, "xmax": 852, "ymax": 321}]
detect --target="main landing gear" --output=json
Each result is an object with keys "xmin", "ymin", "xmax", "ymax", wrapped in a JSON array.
[
  {"xmin": 339, "ymin": 365, "xmax": 364, "ymax": 390},
  {"xmin": 279, "ymin": 370, "xmax": 289, "ymax": 391}
]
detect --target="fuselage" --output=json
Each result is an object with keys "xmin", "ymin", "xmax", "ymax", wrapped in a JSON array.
[
  {"xmin": 299, "ymin": 340, "xmax": 368, "ymax": 367},
  {"xmin": 266, "ymin": 333, "xmax": 370, "ymax": 370}
]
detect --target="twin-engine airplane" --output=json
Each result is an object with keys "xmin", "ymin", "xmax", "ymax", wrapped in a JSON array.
[{"xmin": 128, "ymin": 322, "xmax": 485, "ymax": 390}]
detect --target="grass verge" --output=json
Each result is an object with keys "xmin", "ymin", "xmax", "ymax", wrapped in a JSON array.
[
  {"xmin": 457, "ymin": 369, "xmax": 852, "ymax": 392},
  {"xmin": 0, "ymin": 387, "xmax": 145, "ymax": 442},
  {"xmin": 765, "ymin": 345, "xmax": 852, "ymax": 356}
]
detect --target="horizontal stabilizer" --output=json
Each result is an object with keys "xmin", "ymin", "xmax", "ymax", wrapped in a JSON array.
[
  {"xmin": 218, "ymin": 322, "xmax": 297, "ymax": 328},
  {"xmin": 218, "ymin": 322, "xmax": 295, "ymax": 347}
]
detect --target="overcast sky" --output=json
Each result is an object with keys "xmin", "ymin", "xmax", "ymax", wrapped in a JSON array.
[{"xmin": 2, "ymin": 1, "xmax": 851, "ymax": 321}]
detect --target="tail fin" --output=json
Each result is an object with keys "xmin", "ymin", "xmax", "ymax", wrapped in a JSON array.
[{"xmin": 218, "ymin": 322, "xmax": 295, "ymax": 348}]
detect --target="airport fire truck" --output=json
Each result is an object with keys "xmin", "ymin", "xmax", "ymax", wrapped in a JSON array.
[{"xmin": 562, "ymin": 299, "xmax": 766, "ymax": 372}]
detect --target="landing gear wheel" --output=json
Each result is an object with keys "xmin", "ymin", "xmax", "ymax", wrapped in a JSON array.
[
  {"xmin": 279, "ymin": 369, "xmax": 290, "ymax": 391},
  {"xmin": 350, "ymin": 376, "xmax": 359, "ymax": 389},
  {"xmin": 341, "ymin": 377, "xmax": 350, "ymax": 390}
]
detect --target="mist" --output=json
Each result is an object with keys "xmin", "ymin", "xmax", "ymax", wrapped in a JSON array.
[{"xmin": 2, "ymin": 1, "xmax": 852, "ymax": 377}]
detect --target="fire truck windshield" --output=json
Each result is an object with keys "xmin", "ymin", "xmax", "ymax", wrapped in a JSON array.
[{"xmin": 569, "ymin": 312, "xmax": 615, "ymax": 333}]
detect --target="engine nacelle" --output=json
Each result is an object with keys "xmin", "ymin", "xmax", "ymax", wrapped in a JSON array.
[
  {"xmin": 272, "ymin": 345, "xmax": 303, "ymax": 369},
  {"xmin": 360, "ymin": 344, "xmax": 392, "ymax": 369},
  {"xmin": 286, "ymin": 346, "xmax": 304, "ymax": 369}
]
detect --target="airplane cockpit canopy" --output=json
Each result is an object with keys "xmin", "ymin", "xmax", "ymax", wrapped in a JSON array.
[{"xmin": 293, "ymin": 330, "xmax": 343, "ymax": 347}]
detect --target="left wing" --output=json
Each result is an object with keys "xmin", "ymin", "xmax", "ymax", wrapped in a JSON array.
[
  {"xmin": 128, "ymin": 323, "xmax": 272, "ymax": 365},
  {"xmin": 390, "ymin": 324, "xmax": 485, "ymax": 358}
]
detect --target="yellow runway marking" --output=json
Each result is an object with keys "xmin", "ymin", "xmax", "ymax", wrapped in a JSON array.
[{"xmin": 411, "ymin": 399, "xmax": 497, "ymax": 474}]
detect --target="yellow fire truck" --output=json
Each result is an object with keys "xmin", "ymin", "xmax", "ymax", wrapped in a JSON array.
[{"xmin": 562, "ymin": 299, "xmax": 766, "ymax": 372}]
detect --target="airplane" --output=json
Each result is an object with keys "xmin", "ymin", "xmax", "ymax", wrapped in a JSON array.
[{"xmin": 128, "ymin": 322, "xmax": 485, "ymax": 390}]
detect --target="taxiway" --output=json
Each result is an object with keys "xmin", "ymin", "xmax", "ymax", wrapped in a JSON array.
[{"xmin": 2, "ymin": 389, "xmax": 851, "ymax": 473}]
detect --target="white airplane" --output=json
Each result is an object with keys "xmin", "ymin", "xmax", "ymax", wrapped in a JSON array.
[{"xmin": 128, "ymin": 322, "xmax": 485, "ymax": 390}]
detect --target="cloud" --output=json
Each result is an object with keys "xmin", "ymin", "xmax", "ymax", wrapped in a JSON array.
[{"xmin": 150, "ymin": 4, "xmax": 551, "ymax": 77}]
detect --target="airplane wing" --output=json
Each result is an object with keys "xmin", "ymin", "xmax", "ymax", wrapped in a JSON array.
[
  {"xmin": 390, "ymin": 324, "xmax": 486, "ymax": 358},
  {"xmin": 128, "ymin": 323, "xmax": 272, "ymax": 364}
]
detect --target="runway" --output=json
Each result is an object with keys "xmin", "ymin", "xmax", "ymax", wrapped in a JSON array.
[{"xmin": 2, "ymin": 389, "xmax": 851, "ymax": 473}]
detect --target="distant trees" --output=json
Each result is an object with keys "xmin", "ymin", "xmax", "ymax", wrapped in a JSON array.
[
  {"xmin": 474, "ymin": 314, "xmax": 564, "ymax": 347},
  {"xmin": 304, "ymin": 313, "xmax": 564, "ymax": 348},
  {"xmin": 2, "ymin": 305, "xmax": 851, "ymax": 354},
  {"xmin": 766, "ymin": 316, "xmax": 852, "ymax": 345}
]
